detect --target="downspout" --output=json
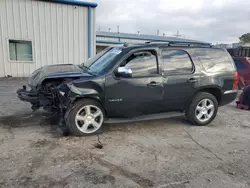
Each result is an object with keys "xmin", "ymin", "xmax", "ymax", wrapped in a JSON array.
[{"xmin": 88, "ymin": 6, "xmax": 92, "ymax": 58}]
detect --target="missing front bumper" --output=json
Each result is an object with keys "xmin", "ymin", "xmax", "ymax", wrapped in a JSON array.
[{"xmin": 17, "ymin": 85, "xmax": 39, "ymax": 104}]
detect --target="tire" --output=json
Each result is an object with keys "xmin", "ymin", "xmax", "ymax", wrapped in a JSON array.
[
  {"xmin": 186, "ymin": 92, "xmax": 218, "ymax": 126},
  {"xmin": 65, "ymin": 99, "xmax": 105, "ymax": 136}
]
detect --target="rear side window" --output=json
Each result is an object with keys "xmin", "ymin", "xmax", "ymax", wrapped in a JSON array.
[
  {"xmin": 234, "ymin": 59, "xmax": 247, "ymax": 70},
  {"xmin": 162, "ymin": 50, "xmax": 193, "ymax": 74},
  {"xmin": 194, "ymin": 49, "xmax": 235, "ymax": 72}
]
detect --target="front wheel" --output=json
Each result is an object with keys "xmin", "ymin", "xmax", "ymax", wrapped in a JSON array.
[
  {"xmin": 186, "ymin": 92, "xmax": 218, "ymax": 126},
  {"xmin": 66, "ymin": 99, "xmax": 105, "ymax": 136}
]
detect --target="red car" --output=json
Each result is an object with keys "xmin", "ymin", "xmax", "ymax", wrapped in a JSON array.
[{"xmin": 233, "ymin": 57, "xmax": 250, "ymax": 89}]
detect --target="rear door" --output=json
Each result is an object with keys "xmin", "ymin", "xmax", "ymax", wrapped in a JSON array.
[{"xmin": 161, "ymin": 49, "xmax": 199, "ymax": 111}]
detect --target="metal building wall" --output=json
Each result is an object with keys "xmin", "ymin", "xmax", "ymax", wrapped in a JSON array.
[{"xmin": 0, "ymin": 0, "xmax": 95, "ymax": 77}]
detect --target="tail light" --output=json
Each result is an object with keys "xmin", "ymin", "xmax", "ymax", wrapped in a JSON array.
[{"xmin": 232, "ymin": 71, "xmax": 238, "ymax": 90}]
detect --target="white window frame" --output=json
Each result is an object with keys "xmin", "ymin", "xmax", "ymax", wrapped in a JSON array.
[{"xmin": 7, "ymin": 38, "xmax": 35, "ymax": 63}]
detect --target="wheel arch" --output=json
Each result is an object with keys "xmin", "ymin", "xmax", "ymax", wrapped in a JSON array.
[{"xmin": 196, "ymin": 87, "xmax": 222, "ymax": 105}]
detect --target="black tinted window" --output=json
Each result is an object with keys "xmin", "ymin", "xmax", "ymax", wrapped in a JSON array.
[
  {"xmin": 123, "ymin": 51, "xmax": 157, "ymax": 77},
  {"xmin": 194, "ymin": 48, "xmax": 234, "ymax": 72},
  {"xmin": 162, "ymin": 50, "xmax": 193, "ymax": 74},
  {"xmin": 234, "ymin": 59, "xmax": 247, "ymax": 70}
]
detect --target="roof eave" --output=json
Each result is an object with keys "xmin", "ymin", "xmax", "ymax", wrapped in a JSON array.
[
  {"xmin": 96, "ymin": 33, "xmax": 210, "ymax": 45},
  {"xmin": 41, "ymin": 0, "xmax": 98, "ymax": 8}
]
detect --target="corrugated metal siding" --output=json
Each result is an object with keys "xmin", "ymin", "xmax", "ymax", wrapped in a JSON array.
[{"xmin": 0, "ymin": 0, "xmax": 95, "ymax": 77}]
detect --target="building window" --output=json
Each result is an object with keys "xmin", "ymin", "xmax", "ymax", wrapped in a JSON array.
[{"xmin": 9, "ymin": 40, "xmax": 33, "ymax": 61}]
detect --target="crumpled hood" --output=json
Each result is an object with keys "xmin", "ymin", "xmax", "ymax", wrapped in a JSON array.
[{"xmin": 28, "ymin": 64, "xmax": 92, "ymax": 87}]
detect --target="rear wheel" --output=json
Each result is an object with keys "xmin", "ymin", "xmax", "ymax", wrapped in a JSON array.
[
  {"xmin": 66, "ymin": 99, "xmax": 104, "ymax": 136},
  {"xmin": 186, "ymin": 92, "xmax": 218, "ymax": 126}
]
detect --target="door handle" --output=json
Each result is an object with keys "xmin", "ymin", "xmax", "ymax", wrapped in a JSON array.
[
  {"xmin": 147, "ymin": 81, "xmax": 161, "ymax": 87},
  {"xmin": 187, "ymin": 78, "xmax": 198, "ymax": 83}
]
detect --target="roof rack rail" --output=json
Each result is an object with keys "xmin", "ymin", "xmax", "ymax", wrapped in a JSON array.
[
  {"xmin": 145, "ymin": 41, "xmax": 213, "ymax": 47},
  {"xmin": 167, "ymin": 41, "xmax": 213, "ymax": 47},
  {"xmin": 145, "ymin": 41, "xmax": 169, "ymax": 44}
]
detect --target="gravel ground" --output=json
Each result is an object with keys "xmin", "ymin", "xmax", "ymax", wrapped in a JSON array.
[{"xmin": 0, "ymin": 78, "xmax": 249, "ymax": 188}]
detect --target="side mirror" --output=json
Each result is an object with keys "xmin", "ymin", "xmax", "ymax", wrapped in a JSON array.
[{"xmin": 116, "ymin": 67, "xmax": 132, "ymax": 78}]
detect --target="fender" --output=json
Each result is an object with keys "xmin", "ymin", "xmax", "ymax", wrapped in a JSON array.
[
  {"xmin": 68, "ymin": 83, "xmax": 100, "ymax": 100},
  {"xmin": 66, "ymin": 79, "xmax": 105, "ymax": 105}
]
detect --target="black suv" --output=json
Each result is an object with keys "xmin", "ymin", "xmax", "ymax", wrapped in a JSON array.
[{"xmin": 17, "ymin": 42, "xmax": 238, "ymax": 136}]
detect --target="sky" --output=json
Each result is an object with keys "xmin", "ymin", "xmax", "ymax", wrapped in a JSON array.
[{"xmin": 89, "ymin": 0, "xmax": 250, "ymax": 44}]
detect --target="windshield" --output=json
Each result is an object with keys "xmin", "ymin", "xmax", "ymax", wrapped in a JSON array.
[{"xmin": 81, "ymin": 47, "xmax": 122, "ymax": 75}]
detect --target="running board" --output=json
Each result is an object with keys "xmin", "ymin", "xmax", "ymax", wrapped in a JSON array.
[{"xmin": 104, "ymin": 112, "xmax": 184, "ymax": 124}]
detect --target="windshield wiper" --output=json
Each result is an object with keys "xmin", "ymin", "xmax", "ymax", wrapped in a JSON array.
[
  {"xmin": 79, "ymin": 64, "xmax": 97, "ymax": 76},
  {"xmin": 79, "ymin": 63, "xmax": 90, "ymax": 71}
]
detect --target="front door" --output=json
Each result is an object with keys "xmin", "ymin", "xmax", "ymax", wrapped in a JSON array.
[
  {"xmin": 105, "ymin": 49, "xmax": 164, "ymax": 118},
  {"xmin": 161, "ymin": 49, "xmax": 198, "ymax": 111}
]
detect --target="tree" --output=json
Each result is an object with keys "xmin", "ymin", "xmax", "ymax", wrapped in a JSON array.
[{"xmin": 239, "ymin": 33, "xmax": 250, "ymax": 43}]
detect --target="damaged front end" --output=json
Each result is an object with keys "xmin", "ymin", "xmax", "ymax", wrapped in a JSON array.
[
  {"xmin": 17, "ymin": 81, "xmax": 70, "ymax": 112},
  {"xmin": 16, "ymin": 64, "xmax": 92, "ymax": 112},
  {"xmin": 17, "ymin": 81, "xmax": 73, "ymax": 132},
  {"xmin": 17, "ymin": 85, "xmax": 41, "ymax": 111},
  {"xmin": 17, "ymin": 62, "xmax": 104, "ymax": 134},
  {"xmin": 17, "ymin": 79, "xmax": 101, "ymax": 133}
]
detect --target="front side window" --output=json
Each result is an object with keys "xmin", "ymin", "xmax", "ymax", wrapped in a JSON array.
[
  {"xmin": 120, "ymin": 50, "xmax": 158, "ymax": 77},
  {"xmin": 162, "ymin": 50, "xmax": 193, "ymax": 74},
  {"xmin": 234, "ymin": 59, "xmax": 247, "ymax": 70},
  {"xmin": 9, "ymin": 40, "xmax": 33, "ymax": 61}
]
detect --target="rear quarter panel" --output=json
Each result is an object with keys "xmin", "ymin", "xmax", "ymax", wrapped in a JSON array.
[{"xmin": 189, "ymin": 48, "xmax": 237, "ymax": 105}]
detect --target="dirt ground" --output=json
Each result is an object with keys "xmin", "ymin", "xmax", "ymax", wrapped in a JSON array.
[{"xmin": 0, "ymin": 78, "xmax": 249, "ymax": 188}]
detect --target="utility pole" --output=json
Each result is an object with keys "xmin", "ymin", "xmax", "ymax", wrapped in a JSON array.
[
  {"xmin": 117, "ymin": 26, "xmax": 120, "ymax": 42},
  {"xmin": 98, "ymin": 25, "xmax": 101, "ymax": 31},
  {"xmin": 173, "ymin": 30, "xmax": 181, "ymax": 38},
  {"xmin": 117, "ymin": 26, "xmax": 120, "ymax": 34}
]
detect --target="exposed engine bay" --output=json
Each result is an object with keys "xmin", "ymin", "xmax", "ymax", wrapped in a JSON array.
[
  {"xmin": 17, "ymin": 78, "xmax": 77, "ymax": 112},
  {"xmin": 17, "ymin": 63, "xmax": 95, "ymax": 112}
]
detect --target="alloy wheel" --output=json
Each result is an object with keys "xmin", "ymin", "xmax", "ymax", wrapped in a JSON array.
[
  {"xmin": 195, "ymin": 99, "xmax": 215, "ymax": 122},
  {"xmin": 75, "ymin": 105, "xmax": 104, "ymax": 134}
]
